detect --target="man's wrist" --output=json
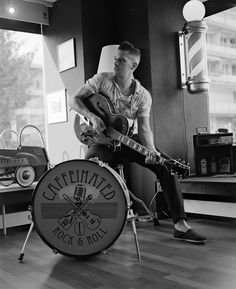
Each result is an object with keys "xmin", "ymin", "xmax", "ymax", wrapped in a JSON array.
[{"xmin": 147, "ymin": 146, "xmax": 158, "ymax": 153}]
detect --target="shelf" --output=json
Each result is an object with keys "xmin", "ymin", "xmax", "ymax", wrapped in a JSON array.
[
  {"xmin": 181, "ymin": 175, "xmax": 236, "ymax": 183},
  {"xmin": 195, "ymin": 144, "xmax": 232, "ymax": 148},
  {"xmin": 0, "ymin": 183, "xmax": 36, "ymax": 234}
]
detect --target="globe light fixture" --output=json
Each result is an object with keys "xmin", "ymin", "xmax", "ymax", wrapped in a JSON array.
[{"xmin": 183, "ymin": 0, "xmax": 206, "ymax": 22}]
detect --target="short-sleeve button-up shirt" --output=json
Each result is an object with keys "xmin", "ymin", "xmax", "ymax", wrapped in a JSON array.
[{"xmin": 79, "ymin": 72, "xmax": 152, "ymax": 125}]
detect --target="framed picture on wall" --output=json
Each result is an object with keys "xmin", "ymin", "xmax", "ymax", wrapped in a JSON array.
[
  {"xmin": 57, "ymin": 38, "xmax": 76, "ymax": 72},
  {"xmin": 46, "ymin": 89, "xmax": 68, "ymax": 124}
]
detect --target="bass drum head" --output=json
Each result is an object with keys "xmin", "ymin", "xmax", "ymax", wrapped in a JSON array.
[{"xmin": 32, "ymin": 159, "xmax": 129, "ymax": 257}]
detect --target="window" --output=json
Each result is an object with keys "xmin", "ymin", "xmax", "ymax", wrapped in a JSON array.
[
  {"xmin": 232, "ymin": 64, "xmax": 236, "ymax": 75},
  {"xmin": 0, "ymin": 30, "xmax": 45, "ymax": 148},
  {"xmin": 36, "ymin": 80, "xmax": 41, "ymax": 89},
  {"xmin": 222, "ymin": 63, "xmax": 229, "ymax": 74},
  {"xmin": 208, "ymin": 61, "xmax": 220, "ymax": 74},
  {"xmin": 220, "ymin": 36, "xmax": 227, "ymax": 46},
  {"xmin": 206, "ymin": 7, "xmax": 236, "ymax": 140},
  {"xmin": 230, "ymin": 38, "xmax": 236, "ymax": 47},
  {"xmin": 233, "ymin": 91, "xmax": 236, "ymax": 103}
]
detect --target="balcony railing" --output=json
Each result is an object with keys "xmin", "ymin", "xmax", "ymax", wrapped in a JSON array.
[
  {"xmin": 209, "ymin": 102, "xmax": 236, "ymax": 115},
  {"xmin": 209, "ymin": 73, "xmax": 236, "ymax": 84},
  {"xmin": 207, "ymin": 43, "xmax": 236, "ymax": 58}
]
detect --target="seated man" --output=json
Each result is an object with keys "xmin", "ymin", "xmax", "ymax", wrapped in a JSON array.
[{"xmin": 68, "ymin": 40, "xmax": 206, "ymax": 244}]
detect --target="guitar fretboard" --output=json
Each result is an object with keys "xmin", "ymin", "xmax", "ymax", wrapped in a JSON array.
[{"xmin": 108, "ymin": 127, "xmax": 165, "ymax": 164}]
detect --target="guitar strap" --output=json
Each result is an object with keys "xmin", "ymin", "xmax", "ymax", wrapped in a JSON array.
[
  {"xmin": 129, "ymin": 80, "xmax": 136, "ymax": 137},
  {"xmin": 128, "ymin": 121, "xmax": 135, "ymax": 137}
]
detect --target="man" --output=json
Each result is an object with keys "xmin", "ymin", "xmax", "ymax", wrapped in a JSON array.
[{"xmin": 68, "ymin": 41, "xmax": 206, "ymax": 243}]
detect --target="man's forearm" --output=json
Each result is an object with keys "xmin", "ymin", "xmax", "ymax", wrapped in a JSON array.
[
  {"xmin": 138, "ymin": 130, "xmax": 156, "ymax": 152},
  {"xmin": 68, "ymin": 90, "xmax": 106, "ymax": 132},
  {"xmin": 68, "ymin": 91, "xmax": 95, "ymax": 120},
  {"xmin": 139, "ymin": 131, "xmax": 171, "ymax": 159}
]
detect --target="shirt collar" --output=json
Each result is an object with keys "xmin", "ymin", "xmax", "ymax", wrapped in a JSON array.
[
  {"xmin": 133, "ymin": 79, "xmax": 141, "ymax": 95},
  {"xmin": 112, "ymin": 73, "xmax": 141, "ymax": 95}
]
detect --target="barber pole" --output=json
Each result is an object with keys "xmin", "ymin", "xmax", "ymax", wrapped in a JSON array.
[{"xmin": 183, "ymin": 20, "xmax": 209, "ymax": 94}]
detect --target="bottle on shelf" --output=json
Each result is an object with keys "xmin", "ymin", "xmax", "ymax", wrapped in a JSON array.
[
  {"xmin": 219, "ymin": 157, "xmax": 230, "ymax": 173},
  {"xmin": 200, "ymin": 158, "xmax": 207, "ymax": 175}
]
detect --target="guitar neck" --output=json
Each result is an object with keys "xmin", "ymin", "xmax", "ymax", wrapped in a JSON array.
[{"xmin": 108, "ymin": 127, "xmax": 165, "ymax": 163}]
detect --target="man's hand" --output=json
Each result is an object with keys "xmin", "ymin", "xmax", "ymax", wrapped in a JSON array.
[
  {"xmin": 145, "ymin": 150, "xmax": 161, "ymax": 165},
  {"xmin": 90, "ymin": 114, "xmax": 106, "ymax": 133}
]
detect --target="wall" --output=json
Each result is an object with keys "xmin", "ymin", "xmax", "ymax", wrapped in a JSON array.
[
  {"xmin": 81, "ymin": 0, "xmax": 118, "ymax": 80},
  {"xmin": 41, "ymin": 0, "xmax": 210, "ymax": 209},
  {"xmin": 42, "ymin": 0, "xmax": 122, "ymax": 164},
  {"xmin": 147, "ymin": 0, "xmax": 209, "ymax": 168},
  {"xmin": 0, "ymin": 0, "xmax": 49, "ymax": 25},
  {"xmin": 80, "ymin": 0, "xmax": 156, "ymax": 205},
  {"xmin": 112, "ymin": 0, "xmax": 210, "ymax": 207},
  {"xmin": 115, "ymin": 0, "xmax": 156, "ymax": 207},
  {"xmin": 42, "ymin": 0, "xmax": 87, "ymax": 164},
  {"xmin": 81, "ymin": 0, "xmax": 151, "ymax": 90}
]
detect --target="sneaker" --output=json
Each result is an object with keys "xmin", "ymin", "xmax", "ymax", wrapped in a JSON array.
[{"xmin": 173, "ymin": 228, "xmax": 206, "ymax": 244}]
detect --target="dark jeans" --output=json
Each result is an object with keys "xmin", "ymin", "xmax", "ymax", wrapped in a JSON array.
[{"xmin": 85, "ymin": 142, "xmax": 187, "ymax": 224}]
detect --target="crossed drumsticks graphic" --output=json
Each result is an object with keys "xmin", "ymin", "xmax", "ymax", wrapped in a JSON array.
[{"xmin": 58, "ymin": 192, "xmax": 101, "ymax": 231}]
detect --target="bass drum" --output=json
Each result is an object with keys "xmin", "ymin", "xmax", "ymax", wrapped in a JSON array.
[{"xmin": 32, "ymin": 159, "xmax": 130, "ymax": 257}]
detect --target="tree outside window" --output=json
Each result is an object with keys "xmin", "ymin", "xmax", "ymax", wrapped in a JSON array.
[{"xmin": 0, "ymin": 30, "xmax": 45, "ymax": 148}]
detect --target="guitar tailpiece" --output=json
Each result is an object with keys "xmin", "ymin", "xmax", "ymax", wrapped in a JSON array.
[
  {"xmin": 159, "ymin": 158, "xmax": 165, "ymax": 165},
  {"xmin": 98, "ymin": 160, "xmax": 105, "ymax": 167}
]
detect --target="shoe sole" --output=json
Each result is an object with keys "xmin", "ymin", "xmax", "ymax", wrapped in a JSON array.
[{"xmin": 173, "ymin": 237, "xmax": 206, "ymax": 244}]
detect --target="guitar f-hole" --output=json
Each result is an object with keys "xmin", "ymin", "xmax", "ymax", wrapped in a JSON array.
[{"xmin": 97, "ymin": 102, "xmax": 107, "ymax": 116}]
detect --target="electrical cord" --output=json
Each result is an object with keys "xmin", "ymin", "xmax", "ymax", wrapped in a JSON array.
[{"xmin": 129, "ymin": 181, "xmax": 168, "ymax": 223}]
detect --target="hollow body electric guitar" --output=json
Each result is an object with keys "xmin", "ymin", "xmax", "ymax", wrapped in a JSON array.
[{"xmin": 74, "ymin": 94, "xmax": 190, "ymax": 178}]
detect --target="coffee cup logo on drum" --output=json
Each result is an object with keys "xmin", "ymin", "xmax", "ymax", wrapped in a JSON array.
[{"xmin": 33, "ymin": 161, "xmax": 128, "ymax": 256}]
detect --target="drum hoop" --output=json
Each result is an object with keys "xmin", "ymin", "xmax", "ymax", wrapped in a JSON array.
[
  {"xmin": 96, "ymin": 161, "xmax": 131, "ymax": 205},
  {"xmin": 31, "ymin": 159, "xmax": 129, "ymax": 257}
]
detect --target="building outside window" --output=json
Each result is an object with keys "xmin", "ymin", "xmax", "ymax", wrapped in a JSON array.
[
  {"xmin": 206, "ymin": 7, "xmax": 236, "ymax": 141},
  {"xmin": 0, "ymin": 30, "xmax": 46, "ymax": 148}
]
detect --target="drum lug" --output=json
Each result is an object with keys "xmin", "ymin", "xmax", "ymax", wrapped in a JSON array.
[
  {"xmin": 98, "ymin": 160, "xmax": 107, "ymax": 167},
  {"xmin": 90, "ymin": 157, "xmax": 108, "ymax": 167},
  {"xmin": 27, "ymin": 206, "xmax": 32, "ymax": 221},
  {"xmin": 89, "ymin": 157, "xmax": 99, "ymax": 163},
  {"xmin": 49, "ymin": 164, "xmax": 55, "ymax": 169},
  {"xmin": 127, "ymin": 209, "xmax": 139, "ymax": 221},
  {"xmin": 101, "ymin": 249, "xmax": 108, "ymax": 254},
  {"xmin": 127, "ymin": 208, "xmax": 133, "ymax": 219},
  {"xmin": 52, "ymin": 249, "xmax": 59, "ymax": 254}
]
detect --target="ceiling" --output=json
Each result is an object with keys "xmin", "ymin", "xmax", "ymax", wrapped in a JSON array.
[
  {"xmin": 204, "ymin": 0, "xmax": 236, "ymax": 17},
  {"xmin": 21, "ymin": 0, "xmax": 58, "ymax": 7},
  {"xmin": 20, "ymin": 0, "xmax": 236, "ymax": 14},
  {"xmin": 7, "ymin": 0, "xmax": 236, "ymax": 18}
]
